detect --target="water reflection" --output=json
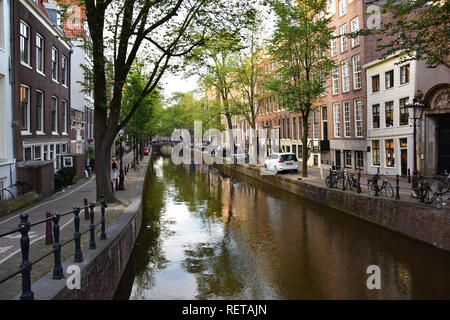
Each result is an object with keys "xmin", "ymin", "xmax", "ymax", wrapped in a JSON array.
[{"xmin": 115, "ymin": 156, "xmax": 450, "ymax": 300}]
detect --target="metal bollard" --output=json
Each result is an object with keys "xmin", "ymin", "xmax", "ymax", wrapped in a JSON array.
[
  {"xmin": 73, "ymin": 207, "xmax": 83, "ymax": 263},
  {"xmin": 408, "ymin": 168, "xmax": 411, "ymax": 183},
  {"xmin": 111, "ymin": 181, "xmax": 114, "ymax": 194},
  {"xmin": 115, "ymin": 178, "xmax": 119, "ymax": 191},
  {"xmin": 100, "ymin": 195, "xmax": 107, "ymax": 240},
  {"xmin": 52, "ymin": 213, "xmax": 64, "ymax": 280},
  {"xmin": 84, "ymin": 198, "xmax": 89, "ymax": 220},
  {"xmin": 89, "ymin": 202, "xmax": 96, "ymax": 249},
  {"xmin": 357, "ymin": 172, "xmax": 361, "ymax": 194},
  {"xmin": 45, "ymin": 211, "xmax": 53, "ymax": 245},
  {"xmin": 395, "ymin": 175, "xmax": 400, "ymax": 200},
  {"xmin": 19, "ymin": 213, "xmax": 34, "ymax": 300},
  {"xmin": 342, "ymin": 171, "xmax": 346, "ymax": 191},
  {"xmin": 374, "ymin": 174, "xmax": 379, "ymax": 197}
]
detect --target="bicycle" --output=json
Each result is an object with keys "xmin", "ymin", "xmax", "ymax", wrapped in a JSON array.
[
  {"xmin": 429, "ymin": 170, "xmax": 450, "ymax": 194},
  {"xmin": 326, "ymin": 170, "xmax": 340, "ymax": 189},
  {"xmin": 342, "ymin": 171, "xmax": 361, "ymax": 193},
  {"xmin": 367, "ymin": 175, "xmax": 394, "ymax": 198}
]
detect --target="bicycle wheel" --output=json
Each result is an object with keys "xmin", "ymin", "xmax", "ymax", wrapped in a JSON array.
[
  {"xmin": 326, "ymin": 176, "xmax": 331, "ymax": 188},
  {"xmin": 367, "ymin": 180, "xmax": 376, "ymax": 196},
  {"xmin": 382, "ymin": 181, "xmax": 394, "ymax": 198},
  {"xmin": 337, "ymin": 177, "xmax": 345, "ymax": 190},
  {"xmin": 430, "ymin": 177, "xmax": 449, "ymax": 194}
]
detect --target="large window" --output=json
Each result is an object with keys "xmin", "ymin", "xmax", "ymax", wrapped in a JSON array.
[
  {"xmin": 372, "ymin": 140, "xmax": 380, "ymax": 166},
  {"xmin": 20, "ymin": 85, "xmax": 30, "ymax": 132},
  {"xmin": 340, "ymin": 24, "xmax": 348, "ymax": 52},
  {"xmin": 400, "ymin": 64, "xmax": 410, "ymax": 84},
  {"xmin": 293, "ymin": 117, "xmax": 297, "ymax": 140},
  {"xmin": 356, "ymin": 151, "xmax": 364, "ymax": 169},
  {"xmin": 313, "ymin": 110, "xmax": 319, "ymax": 139},
  {"xmin": 344, "ymin": 101, "xmax": 351, "ymax": 137},
  {"xmin": 51, "ymin": 96, "xmax": 58, "ymax": 133},
  {"xmin": 372, "ymin": 75, "xmax": 380, "ymax": 92},
  {"xmin": 62, "ymin": 100, "xmax": 67, "ymax": 134},
  {"xmin": 36, "ymin": 34, "xmax": 44, "ymax": 73},
  {"xmin": 334, "ymin": 103, "xmax": 340, "ymax": 137},
  {"xmin": 344, "ymin": 150, "xmax": 352, "ymax": 168},
  {"xmin": 385, "ymin": 101, "xmax": 394, "ymax": 127},
  {"xmin": 350, "ymin": 16, "xmax": 360, "ymax": 47},
  {"xmin": 385, "ymin": 70, "xmax": 394, "ymax": 89},
  {"xmin": 342, "ymin": 59, "xmax": 350, "ymax": 92},
  {"xmin": 20, "ymin": 21, "xmax": 30, "ymax": 65},
  {"xmin": 399, "ymin": 97, "xmax": 409, "ymax": 126},
  {"xmin": 372, "ymin": 104, "xmax": 380, "ymax": 129},
  {"xmin": 352, "ymin": 55, "xmax": 361, "ymax": 90},
  {"xmin": 62, "ymin": 56, "xmax": 68, "ymax": 86},
  {"xmin": 332, "ymin": 67, "xmax": 339, "ymax": 95},
  {"xmin": 385, "ymin": 139, "xmax": 395, "ymax": 167},
  {"xmin": 339, "ymin": 0, "xmax": 346, "ymax": 16},
  {"xmin": 331, "ymin": 31, "xmax": 338, "ymax": 57},
  {"xmin": 36, "ymin": 91, "xmax": 44, "ymax": 133},
  {"xmin": 52, "ymin": 47, "xmax": 58, "ymax": 81},
  {"xmin": 355, "ymin": 99, "xmax": 363, "ymax": 137}
]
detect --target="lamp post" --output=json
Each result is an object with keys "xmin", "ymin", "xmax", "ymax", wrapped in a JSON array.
[
  {"xmin": 262, "ymin": 122, "xmax": 271, "ymax": 157},
  {"xmin": 119, "ymin": 131, "xmax": 125, "ymax": 190},
  {"xmin": 406, "ymin": 91, "xmax": 425, "ymax": 196}
]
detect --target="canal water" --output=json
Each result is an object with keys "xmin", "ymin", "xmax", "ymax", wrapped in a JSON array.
[{"xmin": 114, "ymin": 155, "xmax": 450, "ymax": 300}]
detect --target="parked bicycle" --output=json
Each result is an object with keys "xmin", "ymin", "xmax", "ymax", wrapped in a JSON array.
[
  {"xmin": 326, "ymin": 170, "xmax": 340, "ymax": 189},
  {"xmin": 429, "ymin": 170, "xmax": 450, "ymax": 194},
  {"xmin": 342, "ymin": 171, "xmax": 361, "ymax": 193},
  {"xmin": 367, "ymin": 175, "xmax": 394, "ymax": 198},
  {"xmin": 418, "ymin": 176, "xmax": 448, "ymax": 208}
]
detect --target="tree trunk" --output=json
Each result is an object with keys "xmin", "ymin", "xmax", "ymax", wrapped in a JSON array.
[{"xmin": 301, "ymin": 115, "xmax": 309, "ymax": 178}]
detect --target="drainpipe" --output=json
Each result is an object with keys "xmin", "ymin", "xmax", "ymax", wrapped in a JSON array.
[
  {"xmin": 9, "ymin": 0, "xmax": 15, "ymax": 186},
  {"xmin": 69, "ymin": 47, "xmax": 73, "ymax": 156}
]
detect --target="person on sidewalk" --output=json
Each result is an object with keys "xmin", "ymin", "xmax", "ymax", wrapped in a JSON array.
[{"xmin": 112, "ymin": 157, "xmax": 118, "ymax": 180}]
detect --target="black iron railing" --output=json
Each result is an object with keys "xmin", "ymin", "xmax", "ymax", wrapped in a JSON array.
[{"xmin": 0, "ymin": 195, "xmax": 108, "ymax": 300}]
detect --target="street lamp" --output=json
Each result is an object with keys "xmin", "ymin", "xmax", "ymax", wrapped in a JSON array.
[
  {"xmin": 119, "ymin": 131, "xmax": 125, "ymax": 190},
  {"xmin": 262, "ymin": 122, "xmax": 272, "ymax": 157},
  {"xmin": 406, "ymin": 90, "xmax": 425, "ymax": 196}
]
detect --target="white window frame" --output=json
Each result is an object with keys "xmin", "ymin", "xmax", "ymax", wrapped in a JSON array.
[
  {"xmin": 350, "ymin": 17, "xmax": 360, "ymax": 47},
  {"xmin": 339, "ymin": 0, "xmax": 346, "ymax": 17},
  {"xmin": 51, "ymin": 47, "xmax": 59, "ymax": 82},
  {"xmin": 36, "ymin": 33, "xmax": 45, "ymax": 74},
  {"xmin": 51, "ymin": 96, "xmax": 58, "ymax": 134},
  {"xmin": 343, "ymin": 101, "xmax": 351, "ymax": 137},
  {"xmin": 313, "ymin": 110, "xmax": 319, "ymax": 139},
  {"xmin": 62, "ymin": 100, "xmax": 68, "ymax": 134},
  {"xmin": 400, "ymin": 64, "xmax": 410, "ymax": 84},
  {"xmin": 61, "ymin": 56, "xmax": 68, "ymax": 87},
  {"xmin": 340, "ymin": 24, "xmax": 348, "ymax": 52},
  {"xmin": 36, "ymin": 90, "xmax": 44, "ymax": 134},
  {"xmin": 354, "ymin": 99, "xmax": 363, "ymax": 137},
  {"xmin": 331, "ymin": 31, "xmax": 338, "ymax": 57},
  {"xmin": 332, "ymin": 67, "xmax": 339, "ymax": 95},
  {"xmin": 352, "ymin": 55, "xmax": 361, "ymax": 90},
  {"xmin": 342, "ymin": 59, "xmax": 350, "ymax": 93},
  {"xmin": 20, "ymin": 85, "xmax": 30, "ymax": 134},
  {"xmin": 20, "ymin": 20, "xmax": 31, "ymax": 67},
  {"xmin": 333, "ymin": 103, "xmax": 340, "ymax": 137}
]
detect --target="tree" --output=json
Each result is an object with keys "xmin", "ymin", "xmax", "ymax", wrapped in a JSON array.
[
  {"xmin": 79, "ymin": 0, "xmax": 252, "ymax": 202},
  {"xmin": 363, "ymin": 0, "xmax": 449, "ymax": 68},
  {"xmin": 266, "ymin": 0, "xmax": 335, "ymax": 177}
]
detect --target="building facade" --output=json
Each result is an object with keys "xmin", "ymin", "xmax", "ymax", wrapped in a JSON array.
[
  {"xmin": 0, "ymin": 0, "xmax": 14, "ymax": 199},
  {"xmin": 13, "ymin": 0, "xmax": 72, "ymax": 192}
]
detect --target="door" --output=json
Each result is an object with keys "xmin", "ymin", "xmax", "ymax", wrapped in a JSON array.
[
  {"xmin": 335, "ymin": 150, "xmax": 341, "ymax": 170},
  {"xmin": 401, "ymin": 149, "xmax": 408, "ymax": 176},
  {"xmin": 438, "ymin": 114, "xmax": 450, "ymax": 173}
]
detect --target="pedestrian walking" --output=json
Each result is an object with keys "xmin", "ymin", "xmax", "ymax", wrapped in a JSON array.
[{"xmin": 112, "ymin": 157, "xmax": 118, "ymax": 180}]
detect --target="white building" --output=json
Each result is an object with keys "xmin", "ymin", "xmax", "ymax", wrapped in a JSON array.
[
  {"xmin": 364, "ymin": 52, "xmax": 450, "ymax": 176},
  {"xmin": 0, "ymin": 0, "xmax": 15, "ymax": 199}
]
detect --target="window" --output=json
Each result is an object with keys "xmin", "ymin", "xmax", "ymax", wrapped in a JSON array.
[
  {"xmin": 344, "ymin": 101, "xmax": 351, "ymax": 137},
  {"xmin": 400, "ymin": 138, "xmax": 407, "ymax": 148},
  {"xmin": 20, "ymin": 85, "xmax": 30, "ymax": 132},
  {"xmin": 385, "ymin": 140, "xmax": 395, "ymax": 167},
  {"xmin": 372, "ymin": 140, "xmax": 380, "ymax": 166},
  {"xmin": 339, "ymin": 0, "xmax": 346, "ymax": 16},
  {"xmin": 372, "ymin": 75, "xmax": 380, "ymax": 92},
  {"xmin": 372, "ymin": 104, "xmax": 380, "ymax": 128},
  {"xmin": 62, "ymin": 100, "xmax": 67, "ymax": 133},
  {"xmin": 36, "ymin": 34, "xmax": 44, "ymax": 73},
  {"xmin": 20, "ymin": 21, "xmax": 30, "ymax": 65},
  {"xmin": 332, "ymin": 67, "xmax": 339, "ymax": 95},
  {"xmin": 24, "ymin": 146, "xmax": 32, "ymax": 161},
  {"xmin": 52, "ymin": 47, "xmax": 58, "ymax": 81},
  {"xmin": 313, "ymin": 110, "xmax": 319, "ymax": 139},
  {"xmin": 0, "ymin": 0, "xmax": 4, "ymax": 49},
  {"xmin": 298, "ymin": 117, "xmax": 302, "ymax": 139},
  {"xmin": 340, "ymin": 25, "xmax": 348, "ymax": 52},
  {"xmin": 293, "ymin": 117, "xmax": 297, "ymax": 140},
  {"xmin": 399, "ymin": 98, "xmax": 409, "ymax": 126},
  {"xmin": 344, "ymin": 151, "xmax": 351, "ymax": 168},
  {"xmin": 51, "ymin": 97, "xmax": 58, "ymax": 133},
  {"xmin": 355, "ymin": 99, "xmax": 363, "ymax": 137},
  {"xmin": 33, "ymin": 145, "xmax": 41, "ymax": 160},
  {"xmin": 385, "ymin": 101, "xmax": 394, "ymax": 127},
  {"xmin": 350, "ymin": 17, "xmax": 360, "ymax": 47},
  {"xmin": 331, "ymin": 31, "xmax": 338, "ymax": 57},
  {"xmin": 400, "ymin": 64, "xmax": 410, "ymax": 84},
  {"xmin": 307, "ymin": 116, "xmax": 311, "ymax": 138},
  {"xmin": 342, "ymin": 60, "xmax": 350, "ymax": 92},
  {"xmin": 385, "ymin": 70, "xmax": 394, "ymax": 89},
  {"xmin": 43, "ymin": 145, "xmax": 48, "ymax": 161},
  {"xmin": 298, "ymin": 145, "xmax": 302, "ymax": 159},
  {"xmin": 36, "ymin": 91, "xmax": 44, "ymax": 133},
  {"xmin": 334, "ymin": 103, "xmax": 340, "ymax": 137},
  {"xmin": 287, "ymin": 117, "xmax": 290, "ymax": 139},
  {"xmin": 356, "ymin": 151, "xmax": 364, "ymax": 169},
  {"xmin": 62, "ymin": 56, "xmax": 68, "ymax": 86},
  {"xmin": 352, "ymin": 55, "xmax": 361, "ymax": 90}
]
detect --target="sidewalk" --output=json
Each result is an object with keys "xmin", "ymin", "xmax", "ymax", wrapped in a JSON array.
[{"xmin": 0, "ymin": 151, "xmax": 146, "ymax": 299}]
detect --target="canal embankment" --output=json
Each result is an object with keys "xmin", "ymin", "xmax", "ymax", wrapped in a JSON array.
[{"xmin": 211, "ymin": 160, "xmax": 449, "ymax": 252}]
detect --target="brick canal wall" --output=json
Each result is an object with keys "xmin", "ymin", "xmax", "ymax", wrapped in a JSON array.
[
  {"xmin": 215, "ymin": 162, "xmax": 450, "ymax": 252},
  {"xmin": 24, "ymin": 160, "xmax": 150, "ymax": 300}
]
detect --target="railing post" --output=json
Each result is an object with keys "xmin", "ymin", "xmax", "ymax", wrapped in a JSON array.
[
  {"xmin": 84, "ymin": 198, "xmax": 89, "ymax": 220},
  {"xmin": 52, "ymin": 213, "xmax": 64, "ymax": 280},
  {"xmin": 395, "ymin": 174, "xmax": 400, "ymax": 200},
  {"xmin": 115, "ymin": 178, "xmax": 119, "ymax": 191},
  {"xmin": 342, "ymin": 170, "xmax": 346, "ymax": 191},
  {"xmin": 45, "ymin": 211, "xmax": 53, "ymax": 245},
  {"xmin": 100, "ymin": 195, "xmax": 107, "ymax": 240},
  {"xmin": 73, "ymin": 207, "xmax": 83, "ymax": 263},
  {"xmin": 19, "ymin": 213, "xmax": 34, "ymax": 300},
  {"xmin": 89, "ymin": 202, "xmax": 96, "ymax": 249},
  {"xmin": 357, "ymin": 172, "xmax": 361, "ymax": 194},
  {"xmin": 374, "ymin": 174, "xmax": 379, "ymax": 197}
]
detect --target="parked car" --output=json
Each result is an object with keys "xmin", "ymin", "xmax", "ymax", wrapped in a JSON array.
[
  {"xmin": 143, "ymin": 148, "xmax": 149, "ymax": 155},
  {"xmin": 264, "ymin": 153, "xmax": 299, "ymax": 173}
]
